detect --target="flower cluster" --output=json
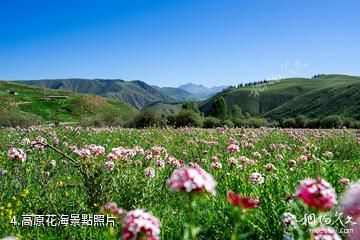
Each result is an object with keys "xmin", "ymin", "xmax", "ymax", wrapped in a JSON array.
[
  {"xmin": 249, "ymin": 172, "xmax": 264, "ymax": 185},
  {"xmin": 122, "ymin": 209, "xmax": 160, "ymax": 240},
  {"xmin": 295, "ymin": 178, "xmax": 337, "ymax": 211},
  {"xmin": 8, "ymin": 148, "xmax": 26, "ymax": 162},
  {"xmin": 167, "ymin": 166, "xmax": 217, "ymax": 196},
  {"xmin": 103, "ymin": 161, "xmax": 115, "ymax": 170},
  {"xmin": 88, "ymin": 144, "xmax": 105, "ymax": 156},
  {"xmin": 107, "ymin": 147, "xmax": 137, "ymax": 161},
  {"xmin": 227, "ymin": 143, "xmax": 240, "ymax": 153},
  {"xmin": 101, "ymin": 202, "xmax": 126, "ymax": 218},
  {"xmin": 144, "ymin": 167, "xmax": 155, "ymax": 178}
]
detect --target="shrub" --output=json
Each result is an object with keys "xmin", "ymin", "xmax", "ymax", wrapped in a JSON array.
[
  {"xmin": 342, "ymin": 117, "xmax": 354, "ymax": 128},
  {"xmin": 233, "ymin": 117, "xmax": 268, "ymax": 128},
  {"xmin": 0, "ymin": 109, "xmax": 42, "ymax": 127},
  {"xmin": 295, "ymin": 115, "xmax": 307, "ymax": 128},
  {"xmin": 306, "ymin": 119, "xmax": 320, "ymax": 128},
  {"xmin": 203, "ymin": 117, "xmax": 221, "ymax": 128},
  {"xmin": 282, "ymin": 118, "xmax": 296, "ymax": 128},
  {"xmin": 222, "ymin": 119, "xmax": 234, "ymax": 128},
  {"xmin": 245, "ymin": 118, "xmax": 268, "ymax": 128},
  {"xmin": 351, "ymin": 121, "xmax": 360, "ymax": 129},
  {"xmin": 320, "ymin": 115, "xmax": 343, "ymax": 128},
  {"xmin": 172, "ymin": 110, "xmax": 203, "ymax": 128},
  {"xmin": 129, "ymin": 110, "xmax": 167, "ymax": 128},
  {"xmin": 79, "ymin": 113, "xmax": 124, "ymax": 127}
]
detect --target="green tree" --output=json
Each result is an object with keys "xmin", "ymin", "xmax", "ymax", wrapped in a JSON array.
[
  {"xmin": 182, "ymin": 101, "xmax": 200, "ymax": 113},
  {"xmin": 211, "ymin": 96, "xmax": 228, "ymax": 119},
  {"xmin": 230, "ymin": 104, "xmax": 243, "ymax": 118},
  {"xmin": 172, "ymin": 109, "xmax": 203, "ymax": 127}
]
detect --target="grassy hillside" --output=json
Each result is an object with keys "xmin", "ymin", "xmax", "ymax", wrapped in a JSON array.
[
  {"xmin": 0, "ymin": 81, "xmax": 138, "ymax": 126},
  {"xmin": 200, "ymin": 74, "xmax": 360, "ymax": 119},
  {"xmin": 16, "ymin": 79, "xmax": 176, "ymax": 110}
]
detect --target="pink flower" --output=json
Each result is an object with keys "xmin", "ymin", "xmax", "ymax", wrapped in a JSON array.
[
  {"xmin": 227, "ymin": 157, "xmax": 238, "ymax": 166},
  {"xmin": 341, "ymin": 180, "xmax": 360, "ymax": 217},
  {"xmin": 144, "ymin": 167, "xmax": 155, "ymax": 178},
  {"xmin": 348, "ymin": 218, "xmax": 360, "ymax": 240},
  {"xmin": 167, "ymin": 166, "xmax": 217, "ymax": 196},
  {"xmin": 107, "ymin": 147, "xmax": 136, "ymax": 161},
  {"xmin": 104, "ymin": 161, "xmax": 115, "ymax": 170},
  {"xmin": 31, "ymin": 136, "xmax": 47, "ymax": 151},
  {"xmin": 311, "ymin": 227, "xmax": 341, "ymax": 240},
  {"xmin": 101, "ymin": 202, "xmax": 126, "ymax": 218},
  {"xmin": 151, "ymin": 146, "xmax": 166, "ymax": 155},
  {"xmin": 74, "ymin": 148, "xmax": 91, "ymax": 159},
  {"xmin": 122, "ymin": 209, "xmax": 160, "ymax": 240},
  {"xmin": 211, "ymin": 161, "xmax": 222, "ymax": 170},
  {"xmin": 8, "ymin": 148, "xmax": 26, "ymax": 162},
  {"xmin": 339, "ymin": 178, "xmax": 350, "ymax": 186},
  {"xmin": 264, "ymin": 163, "xmax": 275, "ymax": 171},
  {"xmin": 295, "ymin": 178, "xmax": 337, "ymax": 211},
  {"xmin": 227, "ymin": 144, "xmax": 240, "ymax": 153},
  {"xmin": 252, "ymin": 152, "xmax": 261, "ymax": 159},
  {"xmin": 249, "ymin": 172, "xmax": 264, "ymax": 185},
  {"xmin": 156, "ymin": 159, "xmax": 165, "ymax": 168},
  {"xmin": 88, "ymin": 144, "xmax": 105, "ymax": 156}
]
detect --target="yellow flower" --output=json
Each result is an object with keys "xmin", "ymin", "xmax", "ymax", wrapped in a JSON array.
[
  {"xmin": 21, "ymin": 189, "xmax": 30, "ymax": 197},
  {"xmin": 12, "ymin": 196, "xmax": 18, "ymax": 201},
  {"xmin": 7, "ymin": 203, "xmax": 12, "ymax": 208}
]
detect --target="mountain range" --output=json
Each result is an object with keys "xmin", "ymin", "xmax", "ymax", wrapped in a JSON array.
[
  {"xmin": 178, "ymin": 83, "xmax": 228, "ymax": 99},
  {"xmin": 2, "ymin": 74, "xmax": 360, "ymax": 125},
  {"xmin": 15, "ymin": 79, "xmax": 226, "ymax": 109}
]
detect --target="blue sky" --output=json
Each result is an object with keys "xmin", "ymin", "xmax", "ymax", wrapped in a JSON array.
[{"xmin": 0, "ymin": 0, "xmax": 359, "ymax": 87}]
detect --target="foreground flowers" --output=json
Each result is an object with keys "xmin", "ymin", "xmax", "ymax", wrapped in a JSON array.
[
  {"xmin": 341, "ymin": 180, "xmax": 360, "ymax": 217},
  {"xmin": 122, "ymin": 209, "xmax": 160, "ymax": 240},
  {"xmin": 295, "ymin": 178, "xmax": 337, "ymax": 211},
  {"xmin": 167, "ymin": 166, "xmax": 217, "ymax": 196},
  {"xmin": 8, "ymin": 148, "xmax": 26, "ymax": 162},
  {"xmin": 227, "ymin": 191, "xmax": 260, "ymax": 210}
]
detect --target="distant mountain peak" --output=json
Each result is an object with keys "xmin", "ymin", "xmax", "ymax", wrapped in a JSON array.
[{"xmin": 178, "ymin": 82, "xmax": 228, "ymax": 98}]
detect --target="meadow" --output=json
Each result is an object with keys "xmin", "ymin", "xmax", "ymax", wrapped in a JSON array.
[{"xmin": 0, "ymin": 126, "xmax": 359, "ymax": 239}]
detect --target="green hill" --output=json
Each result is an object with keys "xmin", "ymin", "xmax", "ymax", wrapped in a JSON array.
[
  {"xmin": 200, "ymin": 74, "xmax": 360, "ymax": 120},
  {"xmin": 16, "ymin": 79, "xmax": 176, "ymax": 110},
  {"xmin": 0, "ymin": 81, "xmax": 138, "ymax": 127}
]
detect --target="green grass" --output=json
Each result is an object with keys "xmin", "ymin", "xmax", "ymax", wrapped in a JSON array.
[{"xmin": 0, "ymin": 127, "xmax": 359, "ymax": 239}]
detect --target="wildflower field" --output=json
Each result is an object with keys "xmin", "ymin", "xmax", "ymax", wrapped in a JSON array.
[{"xmin": 0, "ymin": 127, "xmax": 359, "ymax": 240}]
